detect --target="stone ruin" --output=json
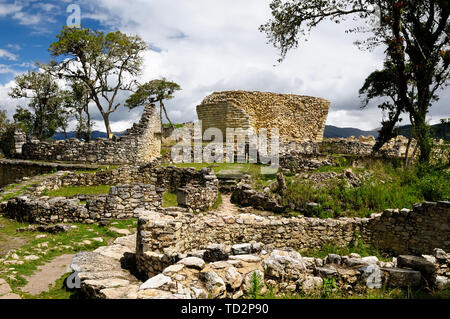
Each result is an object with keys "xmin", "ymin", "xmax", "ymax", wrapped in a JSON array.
[
  {"xmin": 69, "ymin": 200, "xmax": 450, "ymax": 299},
  {"xmin": 197, "ymin": 90, "xmax": 330, "ymax": 143},
  {"xmin": 16, "ymin": 104, "xmax": 161, "ymax": 165}
]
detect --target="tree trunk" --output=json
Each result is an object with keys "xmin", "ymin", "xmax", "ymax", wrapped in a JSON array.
[
  {"xmin": 416, "ymin": 122, "xmax": 432, "ymax": 163},
  {"xmin": 102, "ymin": 113, "xmax": 113, "ymax": 139},
  {"xmin": 160, "ymin": 100, "xmax": 176, "ymax": 130}
]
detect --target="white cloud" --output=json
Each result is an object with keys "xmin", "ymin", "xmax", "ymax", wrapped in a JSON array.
[
  {"xmin": 83, "ymin": 0, "xmax": 393, "ymax": 130},
  {"xmin": 0, "ymin": 49, "xmax": 17, "ymax": 61}
]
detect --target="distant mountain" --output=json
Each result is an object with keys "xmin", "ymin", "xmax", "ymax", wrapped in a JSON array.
[
  {"xmin": 324, "ymin": 125, "xmax": 379, "ymax": 138},
  {"xmin": 53, "ymin": 122, "xmax": 449, "ymax": 142},
  {"xmin": 324, "ymin": 123, "xmax": 449, "ymax": 142},
  {"xmin": 52, "ymin": 130, "xmax": 127, "ymax": 140}
]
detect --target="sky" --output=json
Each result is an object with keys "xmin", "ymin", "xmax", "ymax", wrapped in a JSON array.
[{"xmin": 0, "ymin": 0, "xmax": 448, "ymax": 132}]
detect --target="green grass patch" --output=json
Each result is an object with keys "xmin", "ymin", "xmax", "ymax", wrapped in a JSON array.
[
  {"xmin": 0, "ymin": 216, "xmax": 136, "ymax": 296},
  {"xmin": 276, "ymin": 162, "xmax": 449, "ymax": 218},
  {"xmin": 162, "ymin": 191, "xmax": 178, "ymax": 207},
  {"xmin": 41, "ymin": 185, "xmax": 111, "ymax": 198},
  {"xmin": 300, "ymin": 233, "xmax": 390, "ymax": 261}
]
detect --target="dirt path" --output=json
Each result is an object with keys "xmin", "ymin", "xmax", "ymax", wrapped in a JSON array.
[
  {"xmin": 21, "ymin": 254, "xmax": 75, "ymax": 296},
  {"xmin": 0, "ymin": 278, "xmax": 20, "ymax": 299},
  {"xmin": 216, "ymin": 194, "xmax": 241, "ymax": 215}
]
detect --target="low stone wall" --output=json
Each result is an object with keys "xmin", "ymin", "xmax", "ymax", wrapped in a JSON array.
[
  {"xmin": 1, "ymin": 164, "xmax": 219, "ymax": 223},
  {"xmin": 19, "ymin": 104, "xmax": 161, "ymax": 165},
  {"xmin": 1, "ymin": 183, "xmax": 162, "ymax": 224},
  {"xmin": 136, "ymin": 201, "xmax": 450, "ymax": 278},
  {"xmin": 0, "ymin": 158, "xmax": 100, "ymax": 188},
  {"xmin": 364, "ymin": 201, "xmax": 450, "ymax": 255}
]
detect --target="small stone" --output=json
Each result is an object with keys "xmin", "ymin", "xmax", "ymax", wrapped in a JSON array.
[
  {"xmin": 140, "ymin": 274, "xmax": 172, "ymax": 290},
  {"xmin": 225, "ymin": 266, "xmax": 243, "ymax": 290},
  {"xmin": 300, "ymin": 276, "xmax": 323, "ymax": 293},
  {"xmin": 231, "ymin": 243, "xmax": 251, "ymax": 255},
  {"xmin": 361, "ymin": 256, "xmax": 379, "ymax": 265},
  {"xmin": 229, "ymin": 255, "xmax": 261, "ymax": 263},
  {"xmin": 199, "ymin": 271, "xmax": 226, "ymax": 298},
  {"xmin": 177, "ymin": 257, "xmax": 205, "ymax": 270},
  {"xmin": 163, "ymin": 264, "xmax": 185, "ymax": 275},
  {"xmin": 203, "ymin": 244, "xmax": 228, "ymax": 263},
  {"xmin": 326, "ymin": 254, "xmax": 341, "ymax": 265},
  {"xmin": 23, "ymin": 255, "xmax": 39, "ymax": 261},
  {"xmin": 382, "ymin": 268, "xmax": 421, "ymax": 287}
]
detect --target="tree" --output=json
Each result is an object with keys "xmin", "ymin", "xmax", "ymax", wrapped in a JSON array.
[
  {"xmin": 125, "ymin": 78, "xmax": 181, "ymax": 130},
  {"xmin": 0, "ymin": 109, "xmax": 10, "ymax": 134},
  {"xmin": 65, "ymin": 80, "xmax": 93, "ymax": 141},
  {"xmin": 9, "ymin": 70, "xmax": 67, "ymax": 140},
  {"xmin": 260, "ymin": 0, "xmax": 449, "ymax": 163},
  {"xmin": 0, "ymin": 108, "xmax": 15, "ymax": 157},
  {"xmin": 46, "ymin": 26, "xmax": 147, "ymax": 138}
]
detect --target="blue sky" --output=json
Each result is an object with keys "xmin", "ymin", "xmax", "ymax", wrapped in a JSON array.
[{"xmin": 0, "ymin": 0, "xmax": 448, "ymax": 132}]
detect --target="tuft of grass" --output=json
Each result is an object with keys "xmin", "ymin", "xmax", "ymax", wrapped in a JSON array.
[
  {"xmin": 276, "ymin": 162, "xmax": 449, "ymax": 218},
  {"xmin": 301, "ymin": 235, "xmax": 390, "ymax": 262},
  {"xmin": 162, "ymin": 191, "xmax": 178, "ymax": 207},
  {"xmin": 41, "ymin": 185, "xmax": 111, "ymax": 198}
]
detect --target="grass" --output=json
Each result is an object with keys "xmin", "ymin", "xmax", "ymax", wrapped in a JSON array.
[
  {"xmin": 163, "ymin": 191, "xmax": 223, "ymax": 211},
  {"xmin": 275, "ymin": 161, "xmax": 449, "ymax": 218},
  {"xmin": 0, "ymin": 215, "xmax": 137, "ymax": 297},
  {"xmin": 257, "ymin": 284, "xmax": 450, "ymax": 299},
  {"xmin": 162, "ymin": 191, "xmax": 178, "ymax": 207},
  {"xmin": 41, "ymin": 185, "xmax": 111, "ymax": 198},
  {"xmin": 74, "ymin": 165, "xmax": 119, "ymax": 175},
  {"xmin": 300, "ymin": 233, "xmax": 391, "ymax": 261}
]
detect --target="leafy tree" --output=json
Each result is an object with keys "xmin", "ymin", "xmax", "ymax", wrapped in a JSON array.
[
  {"xmin": 125, "ymin": 78, "xmax": 181, "ymax": 130},
  {"xmin": 0, "ymin": 109, "xmax": 15, "ymax": 157},
  {"xmin": 0, "ymin": 109, "xmax": 10, "ymax": 133},
  {"xmin": 65, "ymin": 80, "xmax": 93, "ymax": 141},
  {"xmin": 46, "ymin": 26, "xmax": 147, "ymax": 138},
  {"xmin": 9, "ymin": 70, "xmax": 67, "ymax": 140},
  {"xmin": 260, "ymin": 0, "xmax": 449, "ymax": 163}
]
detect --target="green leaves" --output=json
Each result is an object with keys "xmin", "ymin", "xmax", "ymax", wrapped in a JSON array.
[
  {"xmin": 8, "ymin": 71, "xmax": 68, "ymax": 140},
  {"xmin": 125, "ymin": 78, "xmax": 181, "ymax": 109},
  {"xmin": 47, "ymin": 26, "xmax": 148, "ymax": 137}
]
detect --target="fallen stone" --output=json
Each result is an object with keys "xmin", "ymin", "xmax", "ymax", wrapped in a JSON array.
[
  {"xmin": 177, "ymin": 257, "xmax": 205, "ymax": 270},
  {"xmin": 397, "ymin": 255, "xmax": 436, "ymax": 284},
  {"xmin": 199, "ymin": 271, "xmax": 226, "ymax": 298},
  {"xmin": 381, "ymin": 268, "xmax": 421, "ymax": 287},
  {"xmin": 140, "ymin": 274, "xmax": 172, "ymax": 290},
  {"xmin": 203, "ymin": 244, "xmax": 228, "ymax": 263},
  {"xmin": 231, "ymin": 243, "xmax": 252, "ymax": 255},
  {"xmin": 263, "ymin": 250, "xmax": 306, "ymax": 280}
]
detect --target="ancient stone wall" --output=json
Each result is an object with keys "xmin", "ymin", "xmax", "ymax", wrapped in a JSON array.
[
  {"xmin": 197, "ymin": 91, "xmax": 330, "ymax": 143},
  {"xmin": 1, "ymin": 183, "xmax": 162, "ymax": 224},
  {"xmin": 364, "ymin": 201, "xmax": 450, "ymax": 255},
  {"xmin": 0, "ymin": 159, "xmax": 100, "ymax": 188},
  {"xmin": 0, "ymin": 163, "xmax": 219, "ymax": 223},
  {"xmin": 136, "ymin": 201, "xmax": 449, "ymax": 277},
  {"xmin": 19, "ymin": 104, "xmax": 161, "ymax": 165}
]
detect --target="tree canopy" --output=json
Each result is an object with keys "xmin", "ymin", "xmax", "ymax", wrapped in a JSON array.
[
  {"xmin": 9, "ymin": 70, "xmax": 68, "ymax": 140},
  {"xmin": 261, "ymin": 0, "xmax": 449, "ymax": 163},
  {"xmin": 45, "ymin": 26, "xmax": 147, "ymax": 138},
  {"xmin": 125, "ymin": 78, "xmax": 181, "ymax": 130}
]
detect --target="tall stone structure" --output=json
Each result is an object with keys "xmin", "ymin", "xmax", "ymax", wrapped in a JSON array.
[
  {"xmin": 20, "ymin": 104, "xmax": 161, "ymax": 165},
  {"xmin": 196, "ymin": 90, "xmax": 330, "ymax": 142}
]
